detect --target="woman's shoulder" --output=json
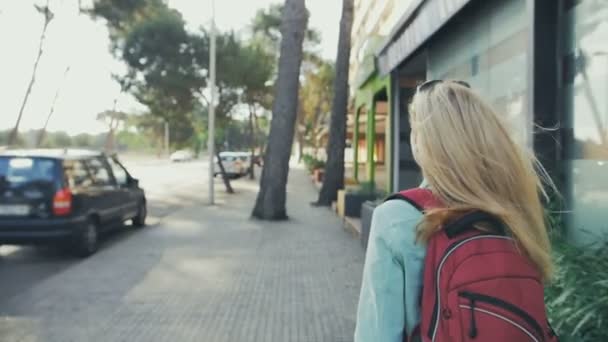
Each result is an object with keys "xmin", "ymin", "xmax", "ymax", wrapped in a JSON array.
[
  {"xmin": 375, "ymin": 188, "xmax": 426, "ymax": 221},
  {"xmin": 372, "ymin": 197, "xmax": 424, "ymax": 250}
]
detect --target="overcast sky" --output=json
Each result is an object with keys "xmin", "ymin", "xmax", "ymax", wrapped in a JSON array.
[{"xmin": 0, "ymin": 0, "xmax": 341, "ymax": 135}]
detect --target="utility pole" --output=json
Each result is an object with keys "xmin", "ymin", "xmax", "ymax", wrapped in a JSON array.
[
  {"xmin": 164, "ymin": 121, "xmax": 170, "ymax": 156},
  {"xmin": 208, "ymin": 0, "xmax": 217, "ymax": 205}
]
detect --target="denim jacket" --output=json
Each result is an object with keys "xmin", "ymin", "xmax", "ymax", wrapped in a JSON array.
[{"xmin": 354, "ymin": 195, "xmax": 425, "ymax": 342}]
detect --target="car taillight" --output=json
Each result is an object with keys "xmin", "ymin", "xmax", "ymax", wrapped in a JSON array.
[{"xmin": 53, "ymin": 188, "xmax": 72, "ymax": 216}]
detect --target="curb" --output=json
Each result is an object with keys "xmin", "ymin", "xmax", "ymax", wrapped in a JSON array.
[{"xmin": 343, "ymin": 216, "xmax": 362, "ymax": 239}]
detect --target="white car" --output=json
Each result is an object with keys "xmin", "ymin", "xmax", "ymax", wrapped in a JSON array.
[
  {"xmin": 234, "ymin": 152, "xmax": 253, "ymax": 174},
  {"xmin": 214, "ymin": 152, "xmax": 247, "ymax": 178},
  {"xmin": 170, "ymin": 150, "xmax": 193, "ymax": 162}
]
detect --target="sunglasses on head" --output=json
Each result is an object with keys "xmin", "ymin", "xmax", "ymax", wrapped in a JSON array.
[{"xmin": 416, "ymin": 79, "xmax": 471, "ymax": 93}]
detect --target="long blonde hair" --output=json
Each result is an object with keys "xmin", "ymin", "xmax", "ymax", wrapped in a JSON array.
[{"xmin": 410, "ymin": 81, "xmax": 554, "ymax": 282}]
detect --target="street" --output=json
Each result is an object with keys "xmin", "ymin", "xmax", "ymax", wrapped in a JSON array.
[{"xmin": 0, "ymin": 159, "xmax": 364, "ymax": 342}]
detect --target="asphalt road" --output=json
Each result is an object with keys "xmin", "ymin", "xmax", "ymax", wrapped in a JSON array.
[{"xmin": 0, "ymin": 159, "xmax": 209, "ymax": 307}]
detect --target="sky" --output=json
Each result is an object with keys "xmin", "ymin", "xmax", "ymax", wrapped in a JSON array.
[{"xmin": 0, "ymin": 0, "xmax": 341, "ymax": 135}]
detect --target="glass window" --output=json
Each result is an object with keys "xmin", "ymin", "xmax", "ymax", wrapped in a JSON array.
[
  {"xmin": 63, "ymin": 160, "xmax": 94, "ymax": 188},
  {"xmin": 107, "ymin": 157, "xmax": 128, "ymax": 186},
  {"xmin": 427, "ymin": 0, "xmax": 529, "ymax": 146},
  {"xmin": 0, "ymin": 157, "xmax": 57, "ymax": 187},
  {"xmin": 85, "ymin": 158, "xmax": 113, "ymax": 186},
  {"xmin": 562, "ymin": 1, "xmax": 608, "ymax": 245}
]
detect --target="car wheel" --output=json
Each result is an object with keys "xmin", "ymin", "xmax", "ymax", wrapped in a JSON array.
[
  {"xmin": 132, "ymin": 202, "xmax": 147, "ymax": 228},
  {"xmin": 75, "ymin": 219, "xmax": 99, "ymax": 257}
]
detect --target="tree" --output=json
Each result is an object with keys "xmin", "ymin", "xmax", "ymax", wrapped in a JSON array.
[
  {"xmin": 240, "ymin": 44, "xmax": 274, "ymax": 179},
  {"xmin": 37, "ymin": 66, "xmax": 71, "ymax": 147},
  {"xmin": 251, "ymin": 3, "xmax": 320, "ymax": 59},
  {"xmin": 89, "ymin": 0, "xmax": 203, "ymax": 148},
  {"xmin": 73, "ymin": 133, "xmax": 94, "ymax": 148},
  {"xmin": 97, "ymin": 109, "xmax": 128, "ymax": 152},
  {"xmin": 252, "ymin": 0, "xmax": 309, "ymax": 220},
  {"xmin": 297, "ymin": 61, "xmax": 334, "ymax": 160},
  {"xmin": 315, "ymin": 0, "xmax": 354, "ymax": 206},
  {"xmin": 9, "ymin": 1, "xmax": 54, "ymax": 146}
]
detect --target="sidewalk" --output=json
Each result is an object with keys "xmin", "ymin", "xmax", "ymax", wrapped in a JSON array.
[
  {"xmin": 129, "ymin": 169, "xmax": 365, "ymax": 341},
  {"xmin": 0, "ymin": 165, "xmax": 365, "ymax": 342},
  {"xmin": 93, "ymin": 168, "xmax": 364, "ymax": 341}
]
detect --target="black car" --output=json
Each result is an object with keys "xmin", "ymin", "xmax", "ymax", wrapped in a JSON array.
[{"xmin": 0, "ymin": 149, "xmax": 147, "ymax": 257}]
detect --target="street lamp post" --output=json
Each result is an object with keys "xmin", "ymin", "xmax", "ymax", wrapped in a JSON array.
[
  {"xmin": 164, "ymin": 120, "xmax": 170, "ymax": 156},
  {"xmin": 208, "ymin": 0, "xmax": 217, "ymax": 205}
]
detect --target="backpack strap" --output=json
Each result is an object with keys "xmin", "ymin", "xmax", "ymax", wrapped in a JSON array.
[
  {"xmin": 384, "ymin": 188, "xmax": 442, "ymax": 212},
  {"xmin": 443, "ymin": 210, "xmax": 507, "ymax": 238},
  {"xmin": 386, "ymin": 189, "xmax": 506, "ymax": 238}
]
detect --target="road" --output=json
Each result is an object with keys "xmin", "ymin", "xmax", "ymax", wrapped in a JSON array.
[
  {"xmin": 123, "ymin": 158, "xmax": 211, "ymax": 221},
  {"xmin": 0, "ymin": 159, "xmax": 210, "ymax": 336}
]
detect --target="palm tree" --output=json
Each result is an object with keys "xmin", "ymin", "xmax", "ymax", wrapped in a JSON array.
[
  {"xmin": 9, "ymin": 2, "xmax": 54, "ymax": 146},
  {"xmin": 96, "ymin": 107, "xmax": 127, "ymax": 153},
  {"xmin": 315, "ymin": 0, "xmax": 354, "ymax": 206},
  {"xmin": 252, "ymin": 0, "xmax": 309, "ymax": 220}
]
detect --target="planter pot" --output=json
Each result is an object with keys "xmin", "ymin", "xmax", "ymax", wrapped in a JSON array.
[
  {"xmin": 337, "ymin": 189, "xmax": 346, "ymax": 217},
  {"xmin": 313, "ymin": 168, "xmax": 325, "ymax": 183},
  {"xmin": 344, "ymin": 192, "xmax": 377, "ymax": 218},
  {"xmin": 361, "ymin": 201, "xmax": 378, "ymax": 250}
]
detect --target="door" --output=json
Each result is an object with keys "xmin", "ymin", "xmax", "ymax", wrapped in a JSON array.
[
  {"xmin": 63, "ymin": 159, "xmax": 96, "ymax": 218},
  {"xmin": 107, "ymin": 156, "xmax": 138, "ymax": 221},
  {"xmin": 83, "ymin": 157, "xmax": 122, "ymax": 228}
]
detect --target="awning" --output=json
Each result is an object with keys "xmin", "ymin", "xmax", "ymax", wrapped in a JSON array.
[{"xmin": 376, "ymin": 0, "xmax": 472, "ymax": 76}]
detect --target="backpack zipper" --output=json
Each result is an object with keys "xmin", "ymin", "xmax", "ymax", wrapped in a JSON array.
[
  {"xmin": 459, "ymin": 291, "xmax": 544, "ymax": 341},
  {"xmin": 428, "ymin": 235, "xmax": 513, "ymax": 341}
]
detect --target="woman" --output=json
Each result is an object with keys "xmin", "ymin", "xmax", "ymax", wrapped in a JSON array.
[{"xmin": 354, "ymin": 80, "xmax": 554, "ymax": 341}]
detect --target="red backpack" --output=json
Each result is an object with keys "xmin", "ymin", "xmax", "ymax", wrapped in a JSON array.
[{"xmin": 386, "ymin": 188, "xmax": 559, "ymax": 342}]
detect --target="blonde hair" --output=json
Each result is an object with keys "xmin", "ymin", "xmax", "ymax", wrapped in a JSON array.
[{"xmin": 409, "ymin": 81, "xmax": 554, "ymax": 282}]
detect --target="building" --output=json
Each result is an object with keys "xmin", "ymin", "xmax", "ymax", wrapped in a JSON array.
[
  {"xmin": 347, "ymin": 0, "xmax": 416, "ymax": 193},
  {"xmin": 362, "ymin": 0, "xmax": 608, "ymax": 245}
]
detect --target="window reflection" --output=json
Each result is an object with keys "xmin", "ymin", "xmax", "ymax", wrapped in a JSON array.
[
  {"xmin": 564, "ymin": 0, "xmax": 608, "ymax": 245},
  {"xmin": 427, "ymin": 0, "xmax": 529, "ymax": 146}
]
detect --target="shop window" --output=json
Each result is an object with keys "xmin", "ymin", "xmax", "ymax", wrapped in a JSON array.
[{"xmin": 562, "ymin": 0, "xmax": 608, "ymax": 245}]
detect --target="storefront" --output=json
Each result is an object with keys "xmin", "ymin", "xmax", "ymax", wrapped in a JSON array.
[
  {"xmin": 351, "ymin": 36, "xmax": 394, "ymax": 193},
  {"xmin": 561, "ymin": 0, "xmax": 608, "ymax": 245},
  {"xmin": 377, "ymin": 0, "xmax": 608, "ymax": 245}
]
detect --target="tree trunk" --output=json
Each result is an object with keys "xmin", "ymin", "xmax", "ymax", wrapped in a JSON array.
[
  {"xmin": 105, "ymin": 116, "xmax": 117, "ymax": 153},
  {"xmin": 296, "ymin": 99, "xmax": 306, "ymax": 162},
  {"xmin": 316, "ymin": 0, "xmax": 354, "ymax": 206},
  {"xmin": 248, "ymin": 105, "xmax": 256, "ymax": 180},
  {"xmin": 253, "ymin": 111, "xmax": 267, "ymax": 166},
  {"xmin": 215, "ymin": 146, "xmax": 235, "ymax": 194},
  {"xmin": 297, "ymin": 129, "xmax": 305, "ymax": 162},
  {"xmin": 252, "ymin": 0, "xmax": 308, "ymax": 220},
  {"xmin": 37, "ymin": 66, "xmax": 70, "ymax": 147},
  {"xmin": 9, "ymin": 3, "xmax": 53, "ymax": 146}
]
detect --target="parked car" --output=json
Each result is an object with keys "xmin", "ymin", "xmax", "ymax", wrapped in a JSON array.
[
  {"xmin": 0, "ymin": 149, "xmax": 147, "ymax": 257},
  {"xmin": 170, "ymin": 149, "xmax": 193, "ymax": 162},
  {"xmin": 214, "ymin": 151, "xmax": 247, "ymax": 178},
  {"xmin": 234, "ymin": 152, "xmax": 254, "ymax": 175}
]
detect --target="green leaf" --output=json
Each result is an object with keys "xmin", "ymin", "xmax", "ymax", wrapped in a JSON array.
[
  {"xmin": 551, "ymin": 288, "xmax": 574, "ymax": 306},
  {"xmin": 572, "ymin": 311, "xmax": 595, "ymax": 336}
]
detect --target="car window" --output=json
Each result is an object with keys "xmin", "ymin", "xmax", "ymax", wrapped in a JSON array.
[
  {"xmin": 107, "ymin": 157, "xmax": 128, "ymax": 186},
  {"xmin": 0, "ymin": 157, "xmax": 57, "ymax": 187},
  {"xmin": 85, "ymin": 158, "xmax": 113, "ymax": 186},
  {"xmin": 63, "ymin": 160, "xmax": 94, "ymax": 188}
]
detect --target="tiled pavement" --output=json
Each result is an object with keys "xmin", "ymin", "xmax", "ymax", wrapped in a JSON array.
[{"xmin": 0, "ymin": 169, "xmax": 365, "ymax": 342}]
